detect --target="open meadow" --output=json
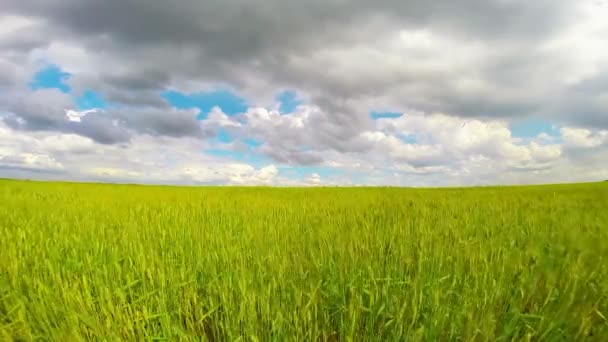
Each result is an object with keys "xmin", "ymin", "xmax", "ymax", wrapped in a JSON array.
[{"xmin": 0, "ymin": 179, "xmax": 607, "ymax": 341}]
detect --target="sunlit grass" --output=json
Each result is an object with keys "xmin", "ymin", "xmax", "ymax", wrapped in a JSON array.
[{"xmin": 1, "ymin": 180, "xmax": 607, "ymax": 340}]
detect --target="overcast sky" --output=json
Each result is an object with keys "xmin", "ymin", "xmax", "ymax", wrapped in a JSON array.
[{"xmin": 1, "ymin": 0, "xmax": 607, "ymax": 186}]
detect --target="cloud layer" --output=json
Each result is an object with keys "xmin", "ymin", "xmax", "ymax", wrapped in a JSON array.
[{"xmin": 1, "ymin": 0, "xmax": 607, "ymax": 185}]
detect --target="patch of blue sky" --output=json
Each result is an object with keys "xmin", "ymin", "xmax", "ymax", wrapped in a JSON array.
[
  {"xmin": 509, "ymin": 117, "xmax": 562, "ymax": 144},
  {"xmin": 29, "ymin": 65, "xmax": 111, "ymax": 111},
  {"xmin": 162, "ymin": 89, "xmax": 248, "ymax": 119},
  {"xmin": 370, "ymin": 111, "xmax": 403, "ymax": 120},
  {"xmin": 76, "ymin": 90, "xmax": 108, "ymax": 110},
  {"xmin": 279, "ymin": 165, "xmax": 340, "ymax": 179},
  {"xmin": 276, "ymin": 90, "xmax": 302, "ymax": 114},
  {"xmin": 206, "ymin": 149, "xmax": 245, "ymax": 159},
  {"xmin": 348, "ymin": 171, "xmax": 375, "ymax": 186},
  {"xmin": 398, "ymin": 133, "xmax": 417, "ymax": 144},
  {"xmin": 29, "ymin": 64, "xmax": 71, "ymax": 93},
  {"xmin": 216, "ymin": 128, "xmax": 233, "ymax": 143},
  {"xmin": 210, "ymin": 130, "xmax": 264, "ymax": 148},
  {"xmin": 243, "ymin": 138, "xmax": 262, "ymax": 148},
  {"xmin": 510, "ymin": 118, "xmax": 559, "ymax": 138},
  {"xmin": 206, "ymin": 148, "xmax": 272, "ymax": 168}
]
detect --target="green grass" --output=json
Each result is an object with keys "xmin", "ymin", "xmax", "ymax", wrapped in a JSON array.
[{"xmin": 0, "ymin": 180, "xmax": 607, "ymax": 341}]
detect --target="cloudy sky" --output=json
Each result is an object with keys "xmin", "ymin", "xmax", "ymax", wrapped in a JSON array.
[{"xmin": 1, "ymin": 0, "xmax": 607, "ymax": 186}]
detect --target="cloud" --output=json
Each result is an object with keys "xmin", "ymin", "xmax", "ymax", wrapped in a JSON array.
[
  {"xmin": 307, "ymin": 173, "xmax": 321, "ymax": 185},
  {"xmin": 107, "ymin": 106, "xmax": 206, "ymax": 138},
  {"xmin": 561, "ymin": 127, "xmax": 608, "ymax": 148},
  {"xmin": 0, "ymin": 1, "xmax": 607, "ymax": 185},
  {"xmin": 1, "ymin": 89, "xmax": 207, "ymax": 144},
  {"xmin": 0, "ymin": 153, "xmax": 64, "ymax": 172},
  {"xmin": 1, "ymin": 88, "xmax": 73, "ymax": 129},
  {"xmin": 65, "ymin": 108, "xmax": 95, "ymax": 123},
  {"xmin": 1, "ymin": 112, "xmax": 607, "ymax": 186},
  {"xmin": 193, "ymin": 105, "xmax": 608, "ymax": 185},
  {"xmin": 0, "ymin": 120, "xmax": 279, "ymax": 184},
  {"xmin": 0, "ymin": 1, "xmax": 597, "ymax": 120}
]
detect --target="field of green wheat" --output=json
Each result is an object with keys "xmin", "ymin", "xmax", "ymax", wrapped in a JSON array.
[{"xmin": 0, "ymin": 179, "xmax": 607, "ymax": 341}]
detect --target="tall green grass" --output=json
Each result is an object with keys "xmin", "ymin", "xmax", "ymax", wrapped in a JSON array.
[{"xmin": 1, "ymin": 180, "xmax": 607, "ymax": 340}]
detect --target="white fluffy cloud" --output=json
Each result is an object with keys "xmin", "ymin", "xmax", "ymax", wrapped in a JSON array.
[
  {"xmin": 2, "ymin": 105, "xmax": 607, "ymax": 185},
  {"xmin": 0, "ymin": 121, "xmax": 280, "ymax": 185},
  {"xmin": 195, "ymin": 105, "xmax": 607, "ymax": 185},
  {"xmin": 561, "ymin": 127, "xmax": 608, "ymax": 148},
  {"xmin": 307, "ymin": 173, "xmax": 322, "ymax": 185}
]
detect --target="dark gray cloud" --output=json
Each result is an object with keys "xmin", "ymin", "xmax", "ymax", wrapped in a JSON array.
[
  {"xmin": 552, "ymin": 72, "xmax": 608, "ymax": 128},
  {"xmin": 1, "ymin": 89, "xmax": 73, "ymax": 129},
  {"xmin": 0, "ymin": 61, "xmax": 18, "ymax": 87},
  {"xmin": 67, "ymin": 115, "xmax": 132, "ymax": 145},
  {"xmin": 108, "ymin": 106, "xmax": 206, "ymax": 139},
  {"xmin": 0, "ymin": 0, "xmax": 580, "ymax": 118},
  {"xmin": 0, "ymin": 89, "xmax": 206, "ymax": 144},
  {"xmin": 1, "ymin": 0, "xmax": 572, "ymax": 45}
]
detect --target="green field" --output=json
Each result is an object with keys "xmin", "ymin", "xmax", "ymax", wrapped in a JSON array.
[{"xmin": 0, "ymin": 180, "xmax": 607, "ymax": 341}]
